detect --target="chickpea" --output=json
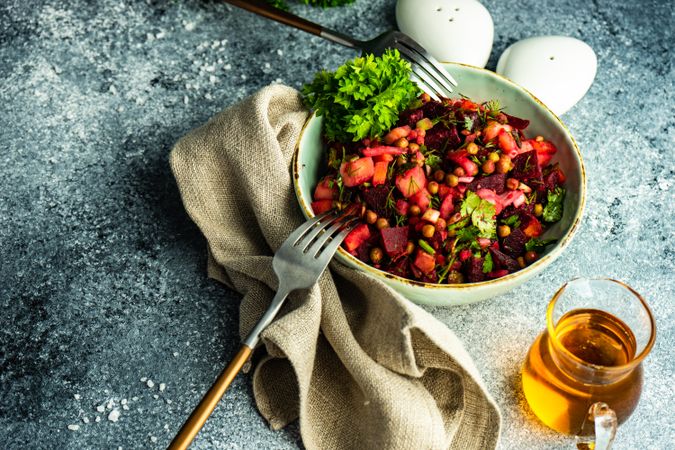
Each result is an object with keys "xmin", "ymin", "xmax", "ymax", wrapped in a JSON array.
[
  {"xmin": 488, "ymin": 151, "xmax": 500, "ymax": 162},
  {"xmin": 533, "ymin": 203, "xmax": 544, "ymax": 217},
  {"xmin": 435, "ymin": 218, "xmax": 447, "ymax": 231},
  {"xmin": 517, "ymin": 256, "xmax": 526, "ymax": 268},
  {"xmin": 405, "ymin": 241, "xmax": 415, "ymax": 255},
  {"xmin": 446, "ymin": 271, "xmax": 465, "ymax": 284},
  {"xmin": 453, "ymin": 167, "xmax": 466, "ymax": 177},
  {"xmin": 422, "ymin": 224, "xmax": 435, "ymax": 238},
  {"xmin": 394, "ymin": 137, "xmax": 409, "ymax": 148},
  {"xmin": 482, "ymin": 160, "xmax": 495, "ymax": 174},
  {"xmin": 445, "ymin": 174, "xmax": 459, "ymax": 187},
  {"xmin": 420, "ymin": 93, "xmax": 431, "ymax": 103},
  {"xmin": 506, "ymin": 178, "xmax": 519, "ymax": 190},
  {"xmin": 525, "ymin": 251, "xmax": 538, "ymax": 263},
  {"xmin": 376, "ymin": 217, "xmax": 389, "ymax": 230},
  {"xmin": 427, "ymin": 181, "xmax": 439, "ymax": 195},
  {"xmin": 498, "ymin": 225, "xmax": 511, "ymax": 238},
  {"xmin": 433, "ymin": 169, "xmax": 446, "ymax": 182},
  {"xmin": 466, "ymin": 142, "xmax": 479, "ymax": 155},
  {"xmin": 396, "ymin": 155, "xmax": 407, "ymax": 166},
  {"xmin": 408, "ymin": 204, "xmax": 421, "ymax": 216},
  {"xmin": 365, "ymin": 210, "xmax": 378, "ymax": 224},
  {"xmin": 408, "ymin": 142, "xmax": 420, "ymax": 152},
  {"xmin": 496, "ymin": 158, "xmax": 512, "ymax": 174},
  {"xmin": 535, "ymin": 135, "xmax": 544, "ymax": 142},
  {"xmin": 370, "ymin": 247, "xmax": 384, "ymax": 264}
]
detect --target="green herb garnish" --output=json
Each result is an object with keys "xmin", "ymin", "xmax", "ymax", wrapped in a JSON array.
[
  {"xmin": 302, "ymin": 49, "xmax": 420, "ymax": 142},
  {"xmin": 418, "ymin": 240, "xmax": 435, "ymax": 255},
  {"xmin": 543, "ymin": 187, "xmax": 566, "ymax": 222},
  {"xmin": 525, "ymin": 238, "xmax": 557, "ymax": 253},
  {"xmin": 461, "ymin": 191, "xmax": 497, "ymax": 239},
  {"xmin": 482, "ymin": 252, "xmax": 494, "ymax": 273}
]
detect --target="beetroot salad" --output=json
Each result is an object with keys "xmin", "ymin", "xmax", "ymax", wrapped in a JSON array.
[{"xmin": 310, "ymin": 94, "xmax": 567, "ymax": 284}]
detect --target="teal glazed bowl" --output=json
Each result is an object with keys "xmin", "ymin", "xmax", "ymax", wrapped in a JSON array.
[{"xmin": 293, "ymin": 63, "xmax": 586, "ymax": 306}]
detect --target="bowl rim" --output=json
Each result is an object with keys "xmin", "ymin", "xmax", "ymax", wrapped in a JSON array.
[{"xmin": 292, "ymin": 62, "xmax": 586, "ymax": 292}]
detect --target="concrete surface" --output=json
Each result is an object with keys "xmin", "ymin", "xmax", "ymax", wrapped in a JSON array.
[{"xmin": 0, "ymin": 0, "xmax": 673, "ymax": 448}]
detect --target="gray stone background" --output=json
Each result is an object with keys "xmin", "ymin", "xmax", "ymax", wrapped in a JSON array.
[{"xmin": 1, "ymin": 0, "xmax": 673, "ymax": 448}]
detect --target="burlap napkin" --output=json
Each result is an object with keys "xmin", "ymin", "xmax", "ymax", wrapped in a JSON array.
[{"xmin": 170, "ymin": 84, "xmax": 501, "ymax": 449}]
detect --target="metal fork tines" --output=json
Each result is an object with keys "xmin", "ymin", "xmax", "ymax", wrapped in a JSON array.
[
  {"xmin": 243, "ymin": 210, "xmax": 358, "ymax": 348},
  {"xmin": 224, "ymin": 0, "xmax": 458, "ymax": 101}
]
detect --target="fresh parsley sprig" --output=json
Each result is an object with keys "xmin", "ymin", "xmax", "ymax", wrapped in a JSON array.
[{"xmin": 302, "ymin": 49, "xmax": 420, "ymax": 142}]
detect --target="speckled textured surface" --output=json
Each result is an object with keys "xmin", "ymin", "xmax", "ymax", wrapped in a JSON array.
[{"xmin": 0, "ymin": 0, "xmax": 673, "ymax": 449}]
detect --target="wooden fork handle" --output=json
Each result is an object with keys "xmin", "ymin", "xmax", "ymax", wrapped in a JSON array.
[
  {"xmin": 168, "ymin": 345, "xmax": 253, "ymax": 450},
  {"xmin": 224, "ymin": 0, "xmax": 322, "ymax": 36}
]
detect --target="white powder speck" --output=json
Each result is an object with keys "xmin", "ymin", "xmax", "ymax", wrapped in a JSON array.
[
  {"xmin": 96, "ymin": 405, "xmax": 105, "ymax": 413},
  {"xmin": 147, "ymin": 380, "xmax": 155, "ymax": 388},
  {"xmin": 159, "ymin": 383, "xmax": 166, "ymax": 392},
  {"xmin": 274, "ymin": 78, "xmax": 283, "ymax": 84},
  {"xmin": 153, "ymin": 394, "xmax": 159, "ymax": 399},
  {"xmin": 95, "ymin": 416, "xmax": 101, "ymax": 423},
  {"xmin": 276, "ymin": 49, "xmax": 283, "ymax": 56},
  {"xmin": 204, "ymin": 65, "xmax": 215, "ymax": 73},
  {"xmin": 184, "ymin": 21, "xmax": 195, "ymax": 31},
  {"xmin": 223, "ymin": 64, "xmax": 232, "ymax": 71},
  {"xmin": 166, "ymin": 399, "xmax": 172, "ymax": 405},
  {"xmin": 122, "ymin": 405, "xmax": 130, "ymax": 411},
  {"xmin": 172, "ymin": 352, "xmax": 179, "ymax": 357},
  {"xmin": 205, "ymin": 93, "xmax": 213, "ymax": 100},
  {"xmin": 132, "ymin": 396, "xmax": 139, "ymax": 402},
  {"xmin": 209, "ymin": 75, "xmax": 216, "ymax": 83},
  {"xmin": 141, "ymin": 377, "xmax": 147, "ymax": 382},
  {"xmin": 221, "ymin": 39, "xmax": 228, "ymax": 45},
  {"xmin": 74, "ymin": 394, "xmax": 81, "ymax": 400},
  {"xmin": 82, "ymin": 417, "xmax": 89, "ymax": 424},
  {"xmin": 67, "ymin": 424, "xmax": 80, "ymax": 431},
  {"xmin": 163, "ymin": 424, "xmax": 169, "ymax": 430},
  {"xmin": 211, "ymin": 40, "xmax": 220, "ymax": 48},
  {"xmin": 108, "ymin": 409, "xmax": 120, "ymax": 422},
  {"xmin": 241, "ymin": 74, "xmax": 247, "ymax": 80},
  {"xmin": 107, "ymin": 400, "xmax": 114, "ymax": 410},
  {"xmin": 121, "ymin": 399, "xmax": 127, "ymax": 405},
  {"xmin": 150, "ymin": 436, "xmax": 158, "ymax": 443},
  {"xmin": 264, "ymin": 63, "xmax": 271, "ymax": 69},
  {"xmin": 155, "ymin": 31, "xmax": 165, "ymax": 39}
]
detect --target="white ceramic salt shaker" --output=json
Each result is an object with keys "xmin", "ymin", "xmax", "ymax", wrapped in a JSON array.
[
  {"xmin": 496, "ymin": 36, "xmax": 597, "ymax": 115},
  {"xmin": 396, "ymin": 0, "xmax": 494, "ymax": 68}
]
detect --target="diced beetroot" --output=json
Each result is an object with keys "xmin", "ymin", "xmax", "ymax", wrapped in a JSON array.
[
  {"xmin": 502, "ymin": 228, "xmax": 528, "ymax": 258},
  {"xmin": 372, "ymin": 161, "xmax": 389, "ymax": 186},
  {"xmin": 439, "ymin": 194, "xmax": 454, "ymax": 219},
  {"xmin": 340, "ymin": 157, "xmax": 374, "ymax": 187},
  {"xmin": 520, "ymin": 212, "xmax": 543, "ymax": 238},
  {"xmin": 489, "ymin": 247, "xmax": 520, "ymax": 272},
  {"xmin": 511, "ymin": 151, "xmax": 542, "ymax": 181},
  {"xmin": 543, "ymin": 164, "xmax": 567, "ymax": 190},
  {"xmin": 465, "ymin": 257, "xmax": 486, "ymax": 283},
  {"xmin": 389, "ymin": 257, "xmax": 411, "ymax": 278},
  {"xmin": 530, "ymin": 139, "xmax": 558, "ymax": 167},
  {"xmin": 399, "ymin": 108, "xmax": 424, "ymax": 128},
  {"xmin": 421, "ymin": 208, "xmax": 440, "ymax": 224},
  {"xmin": 413, "ymin": 249, "xmax": 436, "ymax": 274},
  {"xmin": 313, "ymin": 177, "xmax": 338, "ymax": 200},
  {"xmin": 503, "ymin": 113, "xmax": 530, "ymax": 130},
  {"xmin": 438, "ymin": 184, "xmax": 451, "ymax": 199},
  {"xmin": 487, "ymin": 269, "xmax": 510, "ymax": 279},
  {"xmin": 354, "ymin": 241, "xmax": 371, "ymax": 263},
  {"xmin": 344, "ymin": 223, "xmax": 371, "ymax": 253},
  {"xmin": 409, "ymin": 187, "xmax": 431, "ymax": 211},
  {"xmin": 467, "ymin": 173, "xmax": 506, "ymax": 194},
  {"xmin": 311, "ymin": 200, "xmax": 333, "ymax": 214},
  {"xmin": 498, "ymin": 130, "xmax": 519, "ymax": 158},
  {"xmin": 362, "ymin": 146, "xmax": 406, "ymax": 157},
  {"xmin": 395, "ymin": 199, "xmax": 409, "ymax": 216},
  {"xmin": 425, "ymin": 126, "xmax": 461, "ymax": 150},
  {"xmin": 362, "ymin": 185, "xmax": 390, "ymax": 216},
  {"xmin": 380, "ymin": 226, "xmax": 409, "ymax": 257},
  {"xmin": 396, "ymin": 166, "xmax": 427, "ymax": 198},
  {"xmin": 459, "ymin": 248, "xmax": 472, "ymax": 261},
  {"xmin": 383, "ymin": 126, "xmax": 411, "ymax": 145},
  {"xmin": 421, "ymin": 99, "xmax": 446, "ymax": 119},
  {"xmin": 483, "ymin": 121, "xmax": 513, "ymax": 141}
]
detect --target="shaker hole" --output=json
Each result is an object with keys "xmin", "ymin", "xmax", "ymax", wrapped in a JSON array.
[
  {"xmin": 449, "ymin": 17, "xmax": 454, "ymax": 22},
  {"xmin": 549, "ymin": 56, "xmax": 555, "ymax": 60},
  {"xmin": 455, "ymin": 7, "xmax": 460, "ymax": 11},
  {"xmin": 437, "ymin": 7, "xmax": 442, "ymax": 12}
]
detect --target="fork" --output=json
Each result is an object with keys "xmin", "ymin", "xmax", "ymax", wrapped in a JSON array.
[
  {"xmin": 223, "ymin": 0, "xmax": 458, "ymax": 101},
  {"xmin": 169, "ymin": 210, "xmax": 358, "ymax": 450}
]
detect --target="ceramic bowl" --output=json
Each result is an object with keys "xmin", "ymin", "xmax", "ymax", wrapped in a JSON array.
[{"xmin": 293, "ymin": 62, "xmax": 586, "ymax": 306}]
